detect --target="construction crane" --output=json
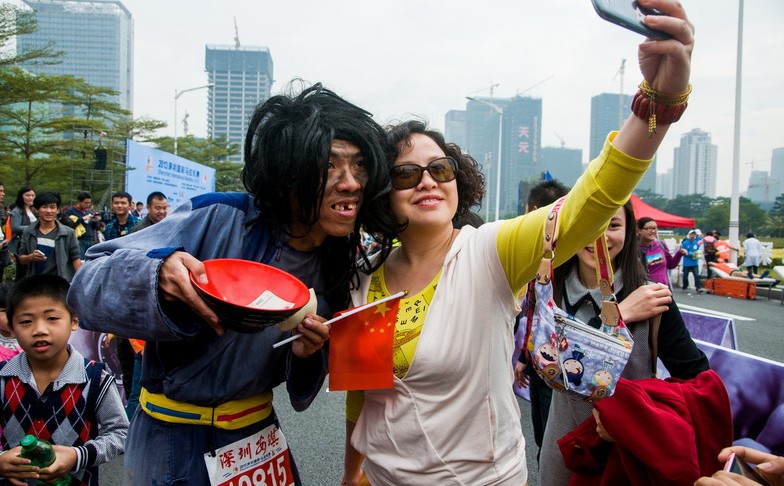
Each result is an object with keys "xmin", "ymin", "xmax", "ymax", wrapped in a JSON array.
[
  {"xmin": 554, "ymin": 132, "xmax": 566, "ymax": 149},
  {"xmin": 516, "ymin": 75, "xmax": 554, "ymax": 97},
  {"xmin": 467, "ymin": 83, "xmax": 500, "ymax": 99},
  {"xmin": 234, "ymin": 17, "xmax": 241, "ymax": 49}
]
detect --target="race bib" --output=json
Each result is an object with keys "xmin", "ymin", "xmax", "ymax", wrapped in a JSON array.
[{"xmin": 204, "ymin": 424, "xmax": 294, "ymax": 486}]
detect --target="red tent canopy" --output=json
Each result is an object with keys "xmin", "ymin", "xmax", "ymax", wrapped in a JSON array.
[{"xmin": 630, "ymin": 194, "xmax": 695, "ymax": 228}]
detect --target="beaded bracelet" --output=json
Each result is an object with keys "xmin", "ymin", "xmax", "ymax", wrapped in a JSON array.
[{"xmin": 631, "ymin": 80, "xmax": 692, "ymax": 137}]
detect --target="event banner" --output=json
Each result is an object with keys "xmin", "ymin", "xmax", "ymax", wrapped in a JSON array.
[{"xmin": 126, "ymin": 139, "xmax": 216, "ymax": 209}]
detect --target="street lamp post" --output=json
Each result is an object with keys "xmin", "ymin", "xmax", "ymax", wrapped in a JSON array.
[
  {"xmin": 174, "ymin": 84, "xmax": 212, "ymax": 156},
  {"xmin": 467, "ymin": 97, "xmax": 504, "ymax": 221}
]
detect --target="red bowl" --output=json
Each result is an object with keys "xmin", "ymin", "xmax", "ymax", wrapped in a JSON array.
[{"xmin": 190, "ymin": 259, "xmax": 310, "ymax": 331}]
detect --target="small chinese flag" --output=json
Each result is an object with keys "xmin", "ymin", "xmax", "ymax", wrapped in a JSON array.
[{"xmin": 328, "ymin": 294, "xmax": 403, "ymax": 391}]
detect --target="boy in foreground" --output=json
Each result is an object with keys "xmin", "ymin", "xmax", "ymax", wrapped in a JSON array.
[{"xmin": 0, "ymin": 275, "xmax": 127, "ymax": 485}]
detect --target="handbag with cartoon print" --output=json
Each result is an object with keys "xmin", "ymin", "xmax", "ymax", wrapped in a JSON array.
[{"xmin": 523, "ymin": 197, "xmax": 634, "ymax": 402}]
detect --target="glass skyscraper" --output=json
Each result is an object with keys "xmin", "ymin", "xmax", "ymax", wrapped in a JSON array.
[
  {"xmin": 590, "ymin": 92, "xmax": 657, "ymax": 193},
  {"xmin": 205, "ymin": 45, "xmax": 273, "ymax": 163},
  {"xmin": 465, "ymin": 95, "xmax": 542, "ymax": 219},
  {"xmin": 18, "ymin": 0, "xmax": 134, "ymax": 111}
]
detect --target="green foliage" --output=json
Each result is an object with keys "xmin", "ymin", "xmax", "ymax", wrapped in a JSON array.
[
  {"xmin": 0, "ymin": 3, "xmax": 61, "ymax": 66},
  {"xmin": 763, "ymin": 215, "xmax": 784, "ymax": 238},
  {"xmin": 769, "ymin": 194, "xmax": 784, "ymax": 219},
  {"xmin": 697, "ymin": 197, "xmax": 767, "ymax": 235},
  {"xmin": 633, "ymin": 188, "xmax": 668, "ymax": 210},
  {"xmin": 0, "ymin": 67, "xmax": 129, "ymax": 192},
  {"xmin": 662, "ymin": 193, "xmax": 715, "ymax": 217}
]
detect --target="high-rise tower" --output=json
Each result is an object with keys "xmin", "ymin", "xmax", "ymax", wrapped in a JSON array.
[
  {"xmin": 205, "ymin": 45, "xmax": 273, "ymax": 163},
  {"xmin": 18, "ymin": 0, "xmax": 134, "ymax": 111}
]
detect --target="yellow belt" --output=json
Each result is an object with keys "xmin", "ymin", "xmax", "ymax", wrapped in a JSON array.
[{"xmin": 139, "ymin": 388, "xmax": 273, "ymax": 430}]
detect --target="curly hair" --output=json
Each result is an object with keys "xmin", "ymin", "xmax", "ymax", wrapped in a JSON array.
[{"xmin": 385, "ymin": 120, "xmax": 485, "ymax": 227}]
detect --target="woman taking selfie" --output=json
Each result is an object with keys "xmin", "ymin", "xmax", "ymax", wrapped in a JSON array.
[{"xmin": 342, "ymin": 1, "xmax": 696, "ymax": 483}]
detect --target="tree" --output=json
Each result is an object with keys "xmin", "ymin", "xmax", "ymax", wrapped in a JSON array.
[
  {"xmin": 150, "ymin": 135, "xmax": 243, "ymax": 192},
  {"xmin": 633, "ymin": 188, "xmax": 668, "ymax": 210},
  {"xmin": 769, "ymin": 193, "xmax": 784, "ymax": 219},
  {"xmin": 698, "ymin": 197, "xmax": 767, "ymax": 236},
  {"xmin": 0, "ymin": 66, "xmax": 132, "ymax": 195},
  {"xmin": 762, "ymin": 215, "xmax": 784, "ymax": 238},
  {"xmin": 662, "ymin": 193, "xmax": 714, "ymax": 219},
  {"xmin": 0, "ymin": 3, "xmax": 60, "ymax": 66}
]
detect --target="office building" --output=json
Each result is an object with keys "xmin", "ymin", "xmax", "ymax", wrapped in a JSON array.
[
  {"xmin": 18, "ymin": 0, "xmax": 133, "ymax": 111},
  {"xmin": 444, "ymin": 110, "xmax": 467, "ymax": 149},
  {"xmin": 673, "ymin": 128, "xmax": 718, "ymax": 197},
  {"xmin": 465, "ymin": 95, "xmax": 542, "ymax": 219},
  {"xmin": 205, "ymin": 45, "xmax": 273, "ymax": 163},
  {"xmin": 745, "ymin": 148, "xmax": 784, "ymax": 207},
  {"xmin": 540, "ymin": 146, "xmax": 583, "ymax": 188},
  {"xmin": 589, "ymin": 92, "xmax": 657, "ymax": 193},
  {"xmin": 771, "ymin": 147, "xmax": 784, "ymax": 182}
]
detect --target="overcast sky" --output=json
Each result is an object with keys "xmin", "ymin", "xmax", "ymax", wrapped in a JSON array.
[{"xmin": 122, "ymin": 0, "xmax": 783, "ymax": 196}]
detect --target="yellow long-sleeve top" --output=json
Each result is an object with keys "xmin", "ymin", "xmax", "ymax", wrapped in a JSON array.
[{"xmin": 346, "ymin": 133, "xmax": 650, "ymax": 423}]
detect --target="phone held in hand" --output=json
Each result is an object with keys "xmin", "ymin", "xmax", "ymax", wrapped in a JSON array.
[
  {"xmin": 724, "ymin": 453, "xmax": 772, "ymax": 486},
  {"xmin": 590, "ymin": 0, "xmax": 672, "ymax": 40}
]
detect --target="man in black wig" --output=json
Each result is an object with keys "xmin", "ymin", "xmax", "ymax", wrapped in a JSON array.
[{"xmin": 67, "ymin": 82, "xmax": 396, "ymax": 485}]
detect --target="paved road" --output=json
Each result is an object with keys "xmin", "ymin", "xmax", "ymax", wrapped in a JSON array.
[{"xmin": 101, "ymin": 289, "xmax": 783, "ymax": 485}]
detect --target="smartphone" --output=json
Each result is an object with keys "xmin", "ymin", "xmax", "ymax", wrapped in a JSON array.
[
  {"xmin": 724, "ymin": 453, "xmax": 771, "ymax": 486},
  {"xmin": 591, "ymin": 0, "xmax": 672, "ymax": 40}
]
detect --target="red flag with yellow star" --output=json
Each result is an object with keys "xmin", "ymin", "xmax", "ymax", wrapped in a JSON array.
[{"xmin": 328, "ymin": 295, "xmax": 402, "ymax": 391}]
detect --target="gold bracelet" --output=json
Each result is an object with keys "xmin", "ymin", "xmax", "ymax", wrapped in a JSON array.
[{"xmin": 638, "ymin": 80, "xmax": 692, "ymax": 105}]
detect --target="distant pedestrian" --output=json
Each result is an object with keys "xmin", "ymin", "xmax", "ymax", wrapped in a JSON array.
[
  {"xmin": 742, "ymin": 232, "xmax": 762, "ymax": 279},
  {"xmin": 130, "ymin": 191, "xmax": 169, "ymax": 234},
  {"xmin": 8, "ymin": 186, "xmax": 37, "ymax": 275},
  {"xmin": 16, "ymin": 192, "xmax": 81, "ymax": 283},
  {"xmin": 680, "ymin": 229, "xmax": 703, "ymax": 292},
  {"xmin": 104, "ymin": 191, "xmax": 140, "ymax": 240},
  {"xmin": 637, "ymin": 217, "xmax": 685, "ymax": 288},
  {"xmin": 63, "ymin": 191, "xmax": 96, "ymax": 258}
]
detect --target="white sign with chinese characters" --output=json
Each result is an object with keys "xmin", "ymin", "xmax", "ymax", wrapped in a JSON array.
[{"xmin": 204, "ymin": 424, "xmax": 294, "ymax": 486}]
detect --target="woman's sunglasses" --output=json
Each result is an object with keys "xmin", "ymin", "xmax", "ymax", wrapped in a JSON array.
[{"xmin": 390, "ymin": 157, "xmax": 458, "ymax": 190}]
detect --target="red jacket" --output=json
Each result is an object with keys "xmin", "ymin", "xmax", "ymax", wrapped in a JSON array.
[{"xmin": 558, "ymin": 370, "xmax": 733, "ymax": 486}]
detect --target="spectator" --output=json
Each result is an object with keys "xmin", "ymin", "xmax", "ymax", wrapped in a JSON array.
[
  {"xmin": 63, "ymin": 191, "xmax": 96, "ymax": 259},
  {"xmin": 132, "ymin": 200, "xmax": 144, "ymax": 218},
  {"xmin": 0, "ymin": 182, "xmax": 9, "ymax": 277},
  {"xmin": 8, "ymin": 186, "xmax": 36, "ymax": 275},
  {"xmin": 16, "ymin": 192, "xmax": 81, "ymax": 282},
  {"xmin": 130, "ymin": 191, "xmax": 169, "ymax": 233},
  {"xmin": 0, "ymin": 282, "xmax": 21, "ymax": 361},
  {"xmin": 0, "ymin": 274, "xmax": 127, "ymax": 485},
  {"xmin": 681, "ymin": 229, "xmax": 704, "ymax": 293},
  {"xmin": 104, "ymin": 191, "xmax": 140, "ymax": 240},
  {"xmin": 637, "ymin": 216, "xmax": 685, "ymax": 287},
  {"xmin": 538, "ymin": 202, "xmax": 708, "ymax": 485},
  {"xmin": 94, "ymin": 221, "xmax": 106, "ymax": 244},
  {"xmin": 703, "ymin": 230, "xmax": 718, "ymax": 278}
]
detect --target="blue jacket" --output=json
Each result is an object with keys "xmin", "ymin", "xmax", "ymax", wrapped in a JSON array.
[
  {"xmin": 680, "ymin": 238, "xmax": 701, "ymax": 268},
  {"xmin": 67, "ymin": 192, "xmax": 327, "ymax": 408}
]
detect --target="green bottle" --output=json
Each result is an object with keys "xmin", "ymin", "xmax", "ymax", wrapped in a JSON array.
[{"xmin": 19, "ymin": 434, "xmax": 71, "ymax": 485}]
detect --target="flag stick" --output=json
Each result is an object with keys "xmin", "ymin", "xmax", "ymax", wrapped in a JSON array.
[{"xmin": 272, "ymin": 290, "xmax": 406, "ymax": 349}]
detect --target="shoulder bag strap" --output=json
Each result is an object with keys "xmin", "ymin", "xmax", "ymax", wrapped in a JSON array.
[
  {"xmin": 536, "ymin": 196, "xmax": 567, "ymax": 286},
  {"xmin": 594, "ymin": 233, "xmax": 623, "ymax": 327}
]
